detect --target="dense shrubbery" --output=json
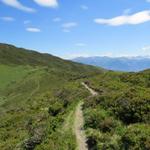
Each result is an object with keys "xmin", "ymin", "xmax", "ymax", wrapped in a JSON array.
[
  {"xmin": 83, "ymin": 105, "xmax": 124, "ymax": 149},
  {"xmin": 113, "ymin": 93, "xmax": 150, "ymax": 124},
  {"xmin": 83, "ymin": 70, "xmax": 150, "ymax": 150},
  {"xmin": 121, "ymin": 124, "xmax": 150, "ymax": 150},
  {"xmin": 84, "ymin": 108, "xmax": 107, "ymax": 129},
  {"xmin": 85, "ymin": 128, "xmax": 122, "ymax": 150},
  {"xmin": 84, "ymin": 108, "xmax": 120, "ymax": 133}
]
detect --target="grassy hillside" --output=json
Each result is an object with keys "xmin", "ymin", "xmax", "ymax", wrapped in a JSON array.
[
  {"xmin": 0, "ymin": 65, "xmax": 31, "ymax": 90},
  {"xmin": 0, "ymin": 43, "xmax": 102, "ymax": 150},
  {"xmin": 0, "ymin": 43, "xmax": 102, "ymax": 76}
]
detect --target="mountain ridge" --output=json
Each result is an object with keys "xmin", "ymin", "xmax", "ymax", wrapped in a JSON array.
[
  {"xmin": 72, "ymin": 56, "xmax": 150, "ymax": 72},
  {"xmin": 0, "ymin": 43, "xmax": 103, "ymax": 76}
]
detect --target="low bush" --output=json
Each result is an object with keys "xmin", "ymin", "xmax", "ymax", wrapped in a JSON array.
[
  {"xmin": 48, "ymin": 102, "xmax": 63, "ymax": 116},
  {"xmin": 84, "ymin": 108, "xmax": 108, "ymax": 130},
  {"xmin": 99, "ymin": 117, "xmax": 118, "ymax": 133},
  {"xmin": 121, "ymin": 124, "xmax": 150, "ymax": 150},
  {"xmin": 86, "ymin": 128, "xmax": 121, "ymax": 150},
  {"xmin": 113, "ymin": 89, "xmax": 150, "ymax": 124}
]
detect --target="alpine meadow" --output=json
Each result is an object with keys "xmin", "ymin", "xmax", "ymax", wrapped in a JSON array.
[{"xmin": 0, "ymin": 0, "xmax": 150, "ymax": 150}]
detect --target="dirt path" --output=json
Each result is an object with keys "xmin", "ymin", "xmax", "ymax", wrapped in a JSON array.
[
  {"xmin": 62, "ymin": 82, "xmax": 97, "ymax": 150},
  {"xmin": 81, "ymin": 82, "xmax": 98, "ymax": 96},
  {"xmin": 73, "ymin": 83, "xmax": 98, "ymax": 150},
  {"xmin": 74, "ymin": 102, "xmax": 88, "ymax": 150}
]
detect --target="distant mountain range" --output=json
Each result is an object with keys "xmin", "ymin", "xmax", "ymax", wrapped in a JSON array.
[{"xmin": 72, "ymin": 56, "xmax": 150, "ymax": 72}]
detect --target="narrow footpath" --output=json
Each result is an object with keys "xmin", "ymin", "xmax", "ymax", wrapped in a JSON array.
[
  {"xmin": 81, "ymin": 82, "xmax": 98, "ymax": 96},
  {"xmin": 73, "ymin": 82, "xmax": 98, "ymax": 150},
  {"xmin": 74, "ymin": 102, "xmax": 88, "ymax": 150}
]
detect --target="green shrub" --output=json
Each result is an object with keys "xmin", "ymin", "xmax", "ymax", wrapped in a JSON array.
[
  {"xmin": 86, "ymin": 128, "xmax": 101, "ymax": 150},
  {"xmin": 86, "ymin": 128, "xmax": 121, "ymax": 150},
  {"xmin": 48, "ymin": 102, "xmax": 63, "ymax": 116},
  {"xmin": 83, "ymin": 96, "xmax": 100, "ymax": 108},
  {"xmin": 97, "ymin": 134, "xmax": 121, "ymax": 150},
  {"xmin": 84, "ymin": 108, "xmax": 108, "ymax": 129},
  {"xmin": 121, "ymin": 124, "xmax": 150, "ymax": 150},
  {"xmin": 113, "ymin": 93, "xmax": 150, "ymax": 124},
  {"xmin": 99, "ymin": 117, "xmax": 118, "ymax": 133}
]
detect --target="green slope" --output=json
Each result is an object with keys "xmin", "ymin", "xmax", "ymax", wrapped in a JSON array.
[
  {"xmin": 0, "ymin": 43, "xmax": 102, "ymax": 150},
  {"xmin": 0, "ymin": 43, "xmax": 102, "ymax": 76},
  {"xmin": 0, "ymin": 65, "xmax": 33, "ymax": 90}
]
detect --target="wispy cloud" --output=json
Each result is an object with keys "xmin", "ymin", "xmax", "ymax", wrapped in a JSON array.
[
  {"xmin": 53, "ymin": 17, "xmax": 61, "ymax": 22},
  {"xmin": 1, "ymin": 0, "xmax": 35, "ymax": 12},
  {"xmin": 62, "ymin": 29, "xmax": 70, "ymax": 33},
  {"xmin": 62, "ymin": 22, "xmax": 78, "ymax": 28},
  {"xmin": 63, "ymin": 53, "xmax": 91, "ymax": 59},
  {"xmin": 81, "ymin": 5, "xmax": 88, "ymax": 10},
  {"xmin": 0, "ymin": 16, "xmax": 15, "ymax": 21},
  {"xmin": 24, "ymin": 20, "xmax": 31, "ymax": 24},
  {"xmin": 26, "ymin": 27, "xmax": 41, "ymax": 32},
  {"xmin": 76, "ymin": 43, "xmax": 87, "ymax": 47},
  {"xmin": 94, "ymin": 10, "xmax": 150, "ymax": 26},
  {"xmin": 1, "ymin": 0, "xmax": 58, "ymax": 12},
  {"xmin": 33, "ymin": 0, "xmax": 58, "ymax": 8},
  {"xmin": 62, "ymin": 22, "xmax": 78, "ymax": 32}
]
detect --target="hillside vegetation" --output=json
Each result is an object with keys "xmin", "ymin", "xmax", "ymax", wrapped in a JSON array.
[
  {"xmin": 82, "ymin": 70, "xmax": 150, "ymax": 150},
  {"xmin": 0, "ymin": 43, "xmax": 101, "ymax": 150},
  {"xmin": 0, "ymin": 44, "xmax": 101, "ymax": 76},
  {"xmin": 0, "ymin": 43, "xmax": 150, "ymax": 150}
]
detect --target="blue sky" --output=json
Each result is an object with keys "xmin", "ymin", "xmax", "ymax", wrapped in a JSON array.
[{"xmin": 0, "ymin": 0, "xmax": 150, "ymax": 58}]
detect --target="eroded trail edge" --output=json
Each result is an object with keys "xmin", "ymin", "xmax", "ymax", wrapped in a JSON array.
[{"xmin": 81, "ymin": 82, "xmax": 98, "ymax": 96}]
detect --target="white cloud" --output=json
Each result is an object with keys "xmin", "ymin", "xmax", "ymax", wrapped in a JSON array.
[
  {"xmin": 53, "ymin": 17, "xmax": 61, "ymax": 22},
  {"xmin": 33, "ymin": 0, "xmax": 58, "ymax": 8},
  {"xmin": 81, "ymin": 5, "xmax": 88, "ymax": 10},
  {"xmin": 0, "ymin": 16, "xmax": 15, "ymax": 21},
  {"xmin": 63, "ymin": 53, "xmax": 91, "ymax": 59},
  {"xmin": 62, "ymin": 22, "xmax": 78, "ymax": 28},
  {"xmin": 142, "ymin": 46, "xmax": 150, "ymax": 51},
  {"xmin": 26, "ymin": 27, "xmax": 41, "ymax": 32},
  {"xmin": 94, "ymin": 10, "xmax": 150, "ymax": 26},
  {"xmin": 76, "ymin": 43, "xmax": 86, "ymax": 47},
  {"xmin": 1, "ymin": 0, "xmax": 35, "ymax": 12}
]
